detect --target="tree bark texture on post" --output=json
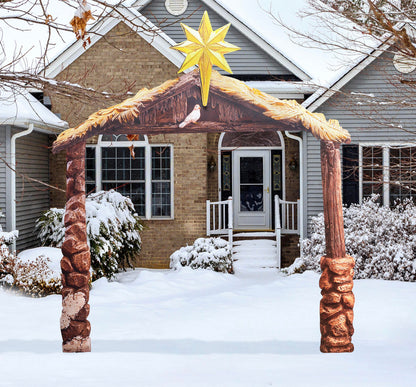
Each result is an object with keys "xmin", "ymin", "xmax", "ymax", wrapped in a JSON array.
[
  {"xmin": 319, "ymin": 140, "xmax": 355, "ymax": 353},
  {"xmin": 60, "ymin": 141, "xmax": 91, "ymax": 353}
]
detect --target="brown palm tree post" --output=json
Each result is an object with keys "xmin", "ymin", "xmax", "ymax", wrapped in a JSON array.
[
  {"xmin": 60, "ymin": 141, "xmax": 91, "ymax": 352},
  {"xmin": 319, "ymin": 140, "xmax": 355, "ymax": 353}
]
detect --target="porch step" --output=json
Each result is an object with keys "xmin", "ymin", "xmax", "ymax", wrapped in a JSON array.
[
  {"xmin": 233, "ymin": 232, "xmax": 276, "ymax": 238},
  {"xmin": 232, "ymin": 238, "xmax": 279, "ymax": 274}
]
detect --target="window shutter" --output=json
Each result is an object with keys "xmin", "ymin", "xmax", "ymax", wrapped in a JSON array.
[{"xmin": 342, "ymin": 144, "xmax": 359, "ymax": 206}]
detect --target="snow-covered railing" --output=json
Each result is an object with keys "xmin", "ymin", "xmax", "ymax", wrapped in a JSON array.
[
  {"xmin": 275, "ymin": 196, "xmax": 300, "ymax": 235},
  {"xmin": 206, "ymin": 197, "xmax": 233, "ymax": 247}
]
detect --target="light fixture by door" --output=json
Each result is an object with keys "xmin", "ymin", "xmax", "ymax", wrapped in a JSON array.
[
  {"xmin": 289, "ymin": 157, "xmax": 298, "ymax": 171},
  {"xmin": 208, "ymin": 156, "xmax": 217, "ymax": 172}
]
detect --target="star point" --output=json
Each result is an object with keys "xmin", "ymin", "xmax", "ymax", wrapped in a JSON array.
[{"xmin": 171, "ymin": 11, "xmax": 240, "ymax": 106}]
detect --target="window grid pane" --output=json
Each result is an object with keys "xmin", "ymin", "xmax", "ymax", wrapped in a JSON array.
[
  {"xmin": 151, "ymin": 147, "xmax": 171, "ymax": 217},
  {"xmin": 102, "ymin": 146, "xmax": 145, "ymax": 216},
  {"xmin": 390, "ymin": 146, "xmax": 416, "ymax": 205},
  {"xmin": 85, "ymin": 147, "xmax": 96, "ymax": 194},
  {"xmin": 362, "ymin": 146, "xmax": 383, "ymax": 204}
]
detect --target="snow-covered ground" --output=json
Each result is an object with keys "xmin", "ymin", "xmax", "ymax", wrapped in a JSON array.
[{"xmin": 1, "ymin": 268, "xmax": 415, "ymax": 386}]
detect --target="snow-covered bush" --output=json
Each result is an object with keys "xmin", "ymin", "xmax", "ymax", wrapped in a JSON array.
[
  {"xmin": 37, "ymin": 190, "xmax": 143, "ymax": 279},
  {"xmin": 286, "ymin": 195, "xmax": 416, "ymax": 281},
  {"xmin": 0, "ymin": 211, "xmax": 61, "ymax": 296},
  {"xmin": 170, "ymin": 237, "xmax": 233, "ymax": 273},
  {"xmin": 0, "ymin": 248, "xmax": 62, "ymax": 297}
]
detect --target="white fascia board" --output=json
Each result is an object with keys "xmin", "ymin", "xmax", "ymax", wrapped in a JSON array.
[
  {"xmin": 245, "ymin": 81, "xmax": 317, "ymax": 95},
  {"xmin": 7, "ymin": 120, "xmax": 67, "ymax": 134},
  {"xmin": 201, "ymin": 0, "xmax": 312, "ymax": 81},
  {"xmin": 44, "ymin": 8, "xmax": 186, "ymax": 79},
  {"xmin": 132, "ymin": 0, "xmax": 153, "ymax": 7}
]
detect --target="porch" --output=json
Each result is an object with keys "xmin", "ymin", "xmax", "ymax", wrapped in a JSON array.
[{"xmin": 206, "ymin": 195, "xmax": 300, "ymax": 269}]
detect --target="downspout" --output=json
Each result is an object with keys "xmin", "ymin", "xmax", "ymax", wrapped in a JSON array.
[
  {"xmin": 10, "ymin": 123, "xmax": 34, "ymax": 251},
  {"xmin": 284, "ymin": 131, "xmax": 304, "ymax": 244}
]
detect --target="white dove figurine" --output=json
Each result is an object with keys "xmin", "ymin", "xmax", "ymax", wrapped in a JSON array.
[{"xmin": 179, "ymin": 104, "xmax": 201, "ymax": 128}]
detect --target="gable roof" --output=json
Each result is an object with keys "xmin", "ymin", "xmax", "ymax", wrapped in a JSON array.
[
  {"xmin": 0, "ymin": 88, "xmax": 68, "ymax": 133},
  {"xmin": 52, "ymin": 69, "xmax": 350, "ymax": 153},
  {"xmin": 303, "ymin": 23, "xmax": 415, "ymax": 112},
  {"xmin": 44, "ymin": 6, "xmax": 186, "ymax": 79},
  {"xmin": 136, "ymin": 0, "xmax": 311, "ymax": 81},
  {"xmin": 45, "ymin": 0, "xmax": 311, "ymax": 81}
]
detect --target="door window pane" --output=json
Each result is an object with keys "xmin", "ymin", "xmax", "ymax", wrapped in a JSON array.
[
  {"xmin": 240, "ymin": 157, "xmax": 263, "ymax": 184},
  {"xmin": 240, "ymin": 185, "xmax": 263, "ymax": 212},
  {"xmin": 240, "ymin": 156, "xmax": 264, "ymax": 212}
]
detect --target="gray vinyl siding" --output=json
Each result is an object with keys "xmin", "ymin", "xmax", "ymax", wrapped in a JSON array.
[
  {"xmin": 141, "ymin": 0, "xmax": 296, "ymax": 76},
  {"xmin": 13, "ymin": 129, "xmax": 50, "ymax": 251},
  {"xmin": 0, "ymin": 127, "xmax": 7, "ymax": 231},
  {"xmin": 304, "ymin": 50, "xmax": 416, "ymax": 236}
]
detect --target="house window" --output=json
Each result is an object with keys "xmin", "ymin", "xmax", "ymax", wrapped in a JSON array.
[
  {"xmin": 389, "ymin": 147, "xmax": 416, "ymax": 205},
  {"xmin": 361, "ymin": 146, "xmax": 384, "ymax": 203},
  {"xmin": 343, "ymin": 144, "xmax": 416, "ymax": 206},
  {"xmin": 86, "ymin": 135, "xmax": 173, "ymax": 219},
  {"xmin": 102, "ymin": 146, "xmax": 146, "ymax": 216},
  {"xmin": 151, "ymin": 147, "xmax": 172, "ymax": 217}
]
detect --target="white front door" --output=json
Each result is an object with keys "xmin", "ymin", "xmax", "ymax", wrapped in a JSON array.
[{"xmin": 233, "ymin": 150, "xmax": 271, "ymax": 230}]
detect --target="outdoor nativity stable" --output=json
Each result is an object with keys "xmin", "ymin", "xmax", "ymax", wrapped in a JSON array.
[
  {"xmin": 52, "ymin": 10, "xmax": 355, "ymax": 354},
  {"xmin": 2, "ymin": 0, "xmax": 414, "ymax": 356}
]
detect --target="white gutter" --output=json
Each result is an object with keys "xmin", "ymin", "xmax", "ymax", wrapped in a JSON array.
[
  {"xmin": 284, "ymin": 131, "xmax": 304, "ymax": 244},
  {"xmin": 10, "ymin": 123, "xmax": 34, "ymax": 251}
]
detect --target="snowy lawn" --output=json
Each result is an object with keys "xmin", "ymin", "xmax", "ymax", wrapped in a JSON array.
[{"xmin": 1, "ymin": 268, "xmax": 416, "ymax": 386}]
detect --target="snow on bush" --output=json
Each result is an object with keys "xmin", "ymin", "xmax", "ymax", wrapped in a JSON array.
[
  {"xmin": 286, "ymin": 195, "xmax": 416, "ymax": 281},
  {"xmin": 0, "ymin": 211, "xmax": 61, "ymax": 296},
  {"xmin": 170, "ymin": 237, "xmax": 233, "ymax": 273},
  {"xmin": 36, "ymin": 190, "xmax": 143, "ymax": 279},
  {"xmin": 1, "ymin": 248, "xmax": 62, "ymax": 297}
]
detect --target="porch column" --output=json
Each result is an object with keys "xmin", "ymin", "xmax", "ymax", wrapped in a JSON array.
[
  {"xmin": 60, "ymin": 141, "xmax": 91, "ymax": 352},
  {"xmin": 319, "ymin": 141, "xmax": 354, "ymax": 353}
]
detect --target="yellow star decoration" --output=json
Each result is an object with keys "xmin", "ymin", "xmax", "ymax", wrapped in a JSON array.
[{"xmin": 171, "ymin": 11, "xmax": 240, "ymax": 106}]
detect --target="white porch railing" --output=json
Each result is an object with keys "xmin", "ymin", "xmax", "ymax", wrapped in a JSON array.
[
  {"xmin": 275, "ymin": 195, "xmax": 300, "ymax": 234},
  {"xmin": 275, "ymin": 195, "xmax": 300, "ymax": 269},
  {"xmin": 207, "ymin": 195, "xmax": 300, "ymax": 267},
  {"xmin": 206, "ymin": 197, "xmax": 233, "ymax": 248}
]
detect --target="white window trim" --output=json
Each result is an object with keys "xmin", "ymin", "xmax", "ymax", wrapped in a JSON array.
[
  {"xmin": 358, "ymin": 142, "xmax": 416, "ymax": 206},
  {"xmin": 87, "ymin": 135, "xmax": 174, "ymax": 220}
]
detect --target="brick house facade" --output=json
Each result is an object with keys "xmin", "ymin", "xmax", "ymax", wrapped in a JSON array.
[{"xmin": 47, "ymin": 4, "xmax": 310, "ymax": 269}]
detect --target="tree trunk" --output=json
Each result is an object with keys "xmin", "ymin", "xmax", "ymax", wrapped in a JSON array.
[
  {"xmin": 319, "ymin": 141, "xmax": 355, "ymax": 353},
  {"xmin": 60, "ymin": 141, "xmax": 91, "ymax": 352}
]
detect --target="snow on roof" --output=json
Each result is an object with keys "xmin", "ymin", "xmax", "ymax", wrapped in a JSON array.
[
  {"xmin": 3, "ymin": 0, "xmax": 384, "ymax": 88},
  {"xmin": 0, "ymin": 87, "xmax": 68, "ymax": 132}
]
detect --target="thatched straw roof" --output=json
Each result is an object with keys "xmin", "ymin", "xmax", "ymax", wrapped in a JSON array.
[{"xmin": 52, "ymin": 69, "xmax": 350, "ymax": 152}]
